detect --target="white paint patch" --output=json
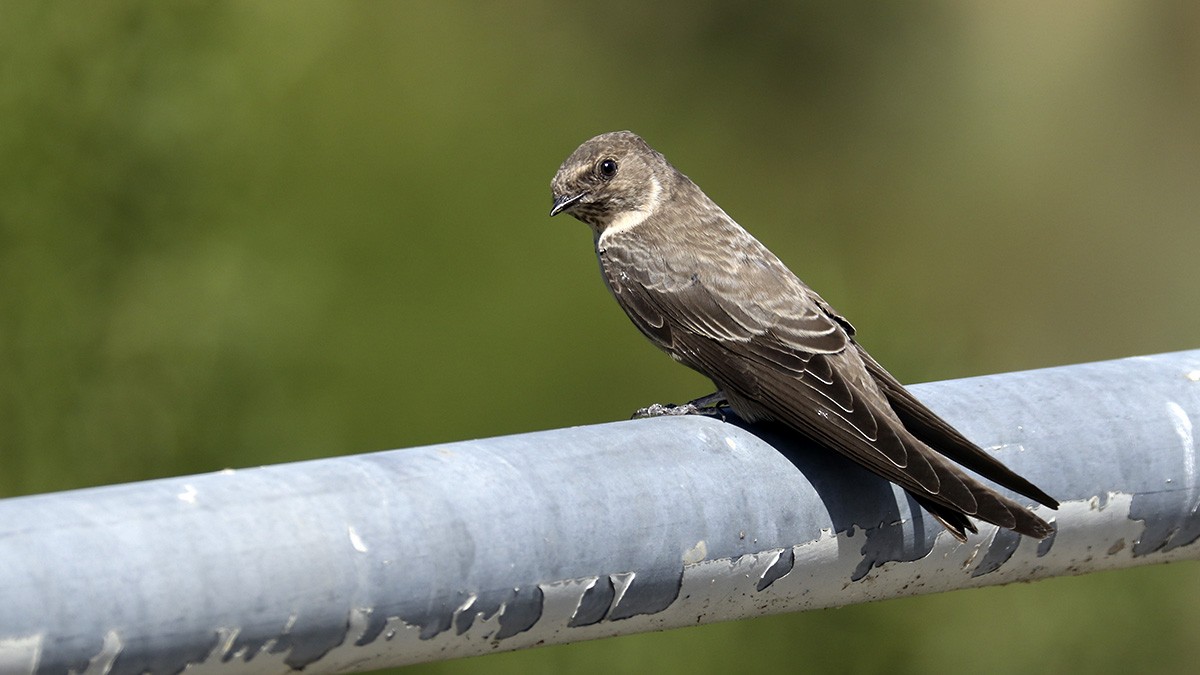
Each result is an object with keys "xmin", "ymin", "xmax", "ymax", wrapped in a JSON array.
[
  {"xmin": 1165, "ymin": 401, "xmax": 1196, "ymax": 506},
  {"xmin": 348, "ymin": 525, "xmax": 368, "ymax": 553},
  {"xmin": 0, "ymin": 634, "xmax": 43, "ymax": 674},
  {"xmin": 455, "ymin": 593, "xmax": 478, "ymax": 616},
  {"xmin": 82, "ymin": 630, "xmax": 121, "ymax": 675},
  {"xmin": 212, "ymin": 627, "xmax": 240, "ymax": 661},
  {"xmin": 1186, "ymin": 369, "xmax": 1200, "ymax": 382},
  {"xmin": 725, "ymin": 436, "xmax": 738, "ymax": 451},
  {"xmin": 609, "ymin": 572, "xmax": 636, "ymax": 610},
  {"xmin": 1088, "ymin": 494, "xmax": 1109, "ymax": 512},
  {"xmin": 186, "ymin": 626, "xmax": 293, "ymax": 675},
  {"xmin": 177, "ymin": 484, "xmax": 198, "ymax": 504},
  {"xmin": 682, "ymin": 540, "xmax": 708, "ymax": 564},
  {"xmin": 258, "ymin": 501, "xmax": 1198, "ymax": 670},
  {"xmin": 551, "ymin": 577, "xmax": 602, "ymax": 623}
]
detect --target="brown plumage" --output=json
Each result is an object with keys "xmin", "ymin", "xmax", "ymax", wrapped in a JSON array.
[{"xmin": 549, "ymin": 130, "xmax": 1058, "ymax": 541}]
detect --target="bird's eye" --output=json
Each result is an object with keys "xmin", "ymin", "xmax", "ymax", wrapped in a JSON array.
[{"xmin": 597, "ymin": 158, "xmax": 618, "ymax": 180}]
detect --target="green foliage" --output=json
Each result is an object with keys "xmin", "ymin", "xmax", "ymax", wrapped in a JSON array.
[{"xmin": 2, "ymin": 2, "xmax": 1198, "ymax": 673}]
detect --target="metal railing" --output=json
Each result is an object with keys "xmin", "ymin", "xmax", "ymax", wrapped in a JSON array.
[{"xmin": 2, "ymin": 350, "xmax": 1199, "ymax": 674}]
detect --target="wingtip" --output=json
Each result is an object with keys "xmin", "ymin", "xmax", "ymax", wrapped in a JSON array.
[
  {"xmin": 1019, "ymin": 483, "xmax": 1060, "ymax": 510},
  {"xmin": 1026, "ymin": 516, "xmax": 1057, "ymax": 540},
  {"xmin": 912, "ymin": 493, "xmax": 976, "ymax": 542},
  {"xmin": 914, "ymin": 490, "xmax": 1056, "ymax": 540},
  {"xmin": 1004, "ymin": 506, "xmax": 1056, "ymax": 539}
]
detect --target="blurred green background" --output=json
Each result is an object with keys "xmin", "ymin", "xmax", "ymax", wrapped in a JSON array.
[{"xmin": 3, "ymin": 1, "xmax": 1199, "ymax": 673}]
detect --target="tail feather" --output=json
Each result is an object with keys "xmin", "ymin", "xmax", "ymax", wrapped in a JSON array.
[
  {"xmin": 857, "ymin": 345, "xmax": 1060, "ymax": 509},
  {"xmin": 912, "ymin": 488, "xmax": 1054, "ymax": 541},
  {"xmin": 902, "ymin": 431, "xmax": 1057, "ymax": 540}
]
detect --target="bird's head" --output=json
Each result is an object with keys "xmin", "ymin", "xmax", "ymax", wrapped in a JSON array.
[{"xmin": 549, "ymin": 131, "xmax": 669, "ymax": 233}]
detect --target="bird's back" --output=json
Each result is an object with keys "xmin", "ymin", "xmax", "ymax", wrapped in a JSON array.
[{"xmin": 595, "ymin": 194, "xmax": 1055, "ymax": 540}]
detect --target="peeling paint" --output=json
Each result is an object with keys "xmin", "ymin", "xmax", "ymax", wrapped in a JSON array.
[
  {"xmin": 16, "ymin": 497, "xmax": 1192, "ymax": 675},
  {"xmin": 211, "ymin": 628, "xmax": 239, "ymax": 661},
  {"xmin": 0, "ymin": 634, "xmax": 42, "ymax": 675},
  {"xmin": 414, "ymin": 591, "xmax": 477, "ymax": 639},
  {"xmin": 109, "ymin": 629, "xmax": 219, "ymax": 675},
  {"xmin": 211, "ymin": 609, "xmax": 348, "ymax": 671},
  {"xmin": 7, "ymin": 351, "xmax": 1200, "ymax": 672},
  {"xmin": 1165, "ymin": 401, "xmax": 1196, "ymax": 508},
  {"xmin": 1036, "ymin": 527, "xmax": 1056, "ymax": 557},
  {"xmin": 33, "ymin": 631, "xmax": 101, "ymax": 675},
  {"xmin": 451, "ymin": 594, "xmax": 478, "ymax": 636},
  {"xmin": 347, "ymin": 526, "xmax": 368, "ymax": 553},
  {"xmin": 852, "ymin": 513, "xmax": 942, "ymax": 582},
  {"xmin": 606, "ymin": 568, "xmax": 684, "ymax": 621},
  {"xmin": 1130, "ymin": 489, "xmax": 1200, "ymax": 554},
  {"xmin": 277, "ymin": 610, "xmax": 350, "ymax": 670},
  {"xmin": 970, "ymin": 528, "xmax": 1021, "ymax": 577},
  {"xmin": 1125, "ymin": 404, "xmax": 1200, "ymax": 554},
  {"xmin": 608, "ymin": 572, "xmax": 635, "ymax": 612},
  {"xmin": 183, "ymin": 628, "xmax": 293, "ymax": 675},
  {"xmin": 534, "ymin": 578, "xmax": 599, "ymax": 631},
  {"xmin": 568, "ymin": 577, "xmax": 614, "ymax": 627},
  {"xmin": 493, "ymin": 587, "xmax": 544, "ymax": 640},
  {"xmin": 176, "ymin": 485, "xmax": 198, "ymax": 504},
  {"xmin": 83, "ymin": 630, "xmax": 120, "ymax": 675},
  {"xmin": 355, "ymin": 610, "xmax": 387, "ymax": 647},
  {"xmin": 33, "ymin": 501, "xmax": 1198, "ymax": 675},
  {"xmin": 682, "ymin": 540, "xmax": 707, "ymax": 565},
  {"xmin": 756, "ymin": 548, "xmax": 794, "ymax": 591},
  {"xmin": 437, "ymin": 586, "xmax": 545, "ymax": 641},
  {"xmin": 451, "ymin": 608, "xmax": 474, "ymax": 637}
]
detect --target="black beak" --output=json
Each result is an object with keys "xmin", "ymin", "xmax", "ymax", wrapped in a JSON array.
[{"xmin": 549, "ymin": 192, "xmax": 586, "ymax": 217}]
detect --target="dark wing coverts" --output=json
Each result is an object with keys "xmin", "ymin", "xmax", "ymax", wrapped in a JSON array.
[{"xmin": 598, "ymin": 222, "xmax": 1054, "ymax": 539}]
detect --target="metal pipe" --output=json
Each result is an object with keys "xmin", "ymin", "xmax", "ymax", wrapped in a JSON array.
[{"xmin": 2, "ymin": 350, "xmax": 1199, "ymax": 674}]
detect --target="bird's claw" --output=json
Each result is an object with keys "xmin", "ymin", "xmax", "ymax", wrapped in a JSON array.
[
  {"xmin": 632, "ymin": 401, "xmax": 726, "ymax": 421},
  {"xmin": 633, "ymin": 402, "xmax": 693, "ymax": 419}
]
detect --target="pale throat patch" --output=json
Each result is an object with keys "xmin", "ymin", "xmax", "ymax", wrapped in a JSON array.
[{"xmin": 599, "ymin": 175, "xmax": 661, "ymax": 244}]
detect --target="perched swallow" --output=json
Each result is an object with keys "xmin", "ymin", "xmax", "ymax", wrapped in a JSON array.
[{"xmin": 550, "ymin": 130, "xmax": 1058, "ymax": 540}]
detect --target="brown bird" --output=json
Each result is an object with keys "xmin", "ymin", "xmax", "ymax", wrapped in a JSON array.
[{"xmin": 549, "ymin": 130, "xmax": 1058, "ymax": 541}]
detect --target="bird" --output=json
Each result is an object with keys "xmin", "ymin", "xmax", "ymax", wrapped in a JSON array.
[{"xmin": 549, "ymin": 130, "xmax": 1058, "ymax": 541}]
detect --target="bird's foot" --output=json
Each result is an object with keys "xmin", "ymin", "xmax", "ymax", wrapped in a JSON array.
[
  {"xmin": 632, "ymin": 391, "xmax": 728, "ymax": 421},
  {"xmin": 632, "ymin": 402, "xmax": 703, "ymax": 419}
]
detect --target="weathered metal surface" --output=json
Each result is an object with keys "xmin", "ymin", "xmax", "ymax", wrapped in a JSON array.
[{"xmin": 1, "ymin": 350, "xmax": 1198, "ymax": 673}]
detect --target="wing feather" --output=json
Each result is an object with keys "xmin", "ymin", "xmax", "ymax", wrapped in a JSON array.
[{"xmin": 599, "ymin": 222, "xmax": 1053, "ymax": 538}]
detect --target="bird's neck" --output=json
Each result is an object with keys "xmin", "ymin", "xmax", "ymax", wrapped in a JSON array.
[{"xmin": 595, "ymin": 175, "xmax": 665, "ymax": 246}]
